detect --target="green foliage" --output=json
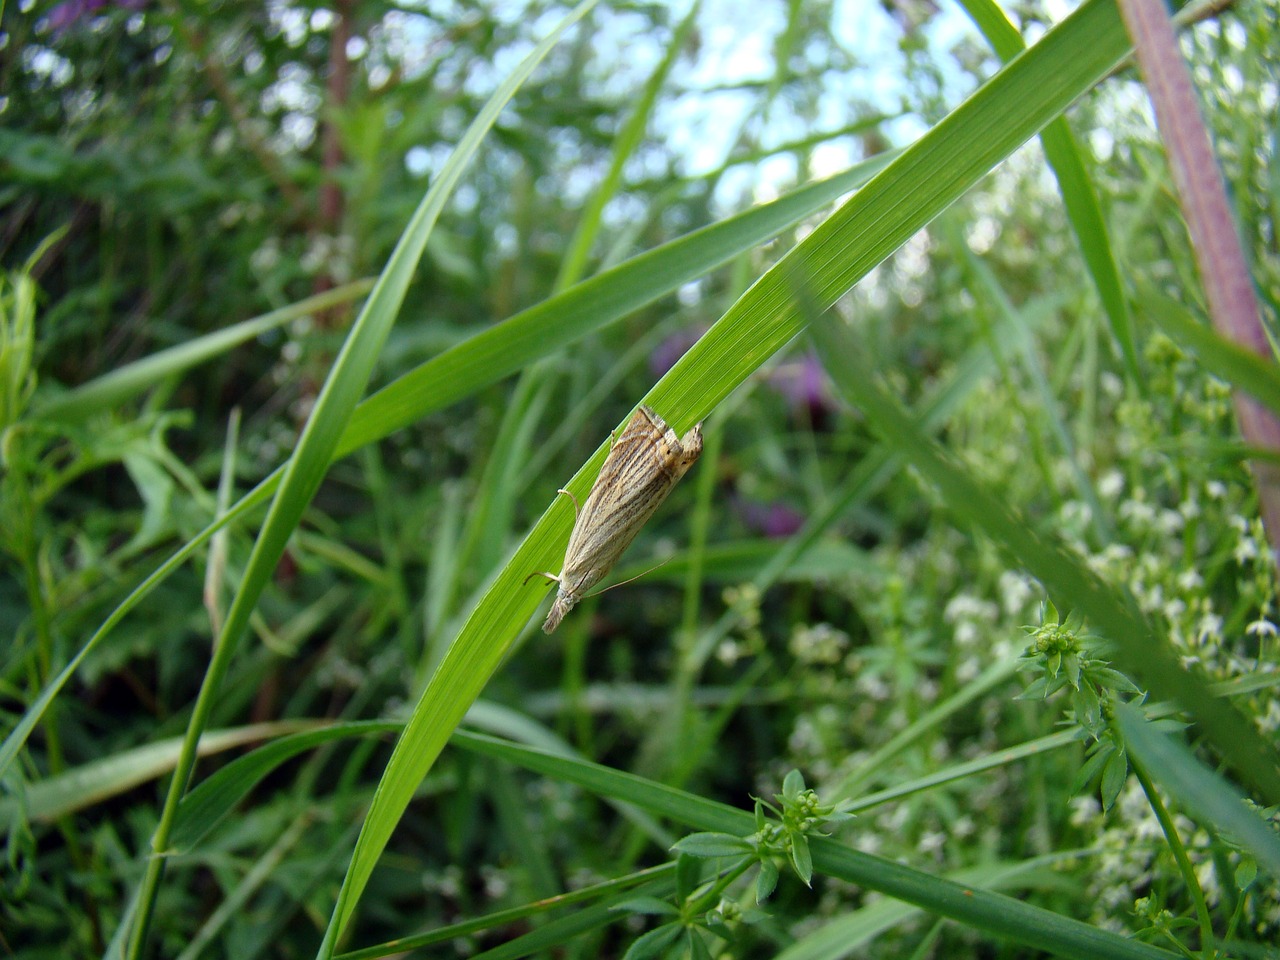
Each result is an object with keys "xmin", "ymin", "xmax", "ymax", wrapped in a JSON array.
[{"xmin": 3, "ymin": 1, "xmax": 1280, "ymax": 958}]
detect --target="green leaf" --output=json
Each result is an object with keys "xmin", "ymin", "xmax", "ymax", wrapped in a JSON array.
[
  {"xmin": 675, "ymin": 854, "xmax": 702, "ymax": 901},
  {"xmin": 1115, "ymin": 702, "xmax": 1280, "ymax": 880},
  {"xmin": 688, "ymin": 927, "xmax": 714, "ymax": 960},
  {"xmin": 614, "ymin": 897, "xmax": 681, "ymax": 918},
  {"xmin": 0, "ymin": 126, "xmax": 891, "ymax": 790},
  {"xmin": 789, "ymin": 834, "xmax": 814, "ymax": 887},
  {"xmin": 1072, "ymin": 743, "xmax": 1113, "ymax": 795},
  {"xmin": 0, "ymin": 721, "xmax": 317, "ymax": 826},
  {"xmin": 457, "ymin": 731, "xmax": 1175, "ymax": 959},
  {"xmin": 809, "ymin": 314, "xmax": 1280, "ymax": 804},
  {"xmin": 171, "ymin": 721, "xmax": 399, "ymax": 852},
  {"xmin": 1100, "ymin": 748, "xmax": 1130, "ymax": 811},
  {"xmin": 1015, "ymin": 676, "xmax": 1052, "ymax": 700},
  {"xmin": 671, "ymin": 833, "xmax": 754, "ymax": 859},
  {"xmin": 33, "ymin": 282, "xmax": 373, "ymax": 422},
  {"xmin": 1137, "ymin": 278, "xmax": 1280, "ymax": 417},
  {"xmin": 755, "ymin": 860, "xmax": 780, "ymax": 904},
  {"xmin": 772, "ymin": 857, "xmax": 1078, "ymax": 960},
  {"xmin": 622, "ymin": 922, "xmax": 683, "ymax": 960},
  {"xmin": 959, "ymin": 0, "xmax": 1140, "ymax": 387},
  {"xmin": 1235, "ymin": 858, "xmax": 1257, "ymax": 890}
]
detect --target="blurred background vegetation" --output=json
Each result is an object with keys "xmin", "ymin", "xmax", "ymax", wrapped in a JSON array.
[{"xmin": 2, "ymin": 0, "xmax": 1279, "ymax": 957}]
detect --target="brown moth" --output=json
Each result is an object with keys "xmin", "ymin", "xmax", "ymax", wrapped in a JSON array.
[{"xmin": 529, "ymin": 405, "xmax": 703, "ymax": 633}]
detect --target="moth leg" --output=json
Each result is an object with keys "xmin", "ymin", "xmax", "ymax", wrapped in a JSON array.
[
  {"xmin": 523, "ymin": 570, "xmax": 562, "ymax": 586},
  {"xmin": 555, "ymin": 486, "xmax": 582, "ymax": 519}
]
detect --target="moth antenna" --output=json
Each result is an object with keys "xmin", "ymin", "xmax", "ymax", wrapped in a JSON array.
[
  {"xmin": 585, "ymin": 557, "xmax": 672, "ymax": 599},
  {"xmin": 523, "ymin": 570, "xmax": 561, "ymax": 586},
  {"xmin": 555, "ymin": 487, "xmax": 582, "ymax": 518}
]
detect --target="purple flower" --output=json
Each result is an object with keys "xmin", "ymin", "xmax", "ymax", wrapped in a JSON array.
[
  {"xmin": 649, "ymin": 326, "xmax": 707, "ymax": 378},
  {"xmin": 47, "ymin": 0, "xmax": 146, "ymax": 33},
  {"xmin": 766, "ymin": 353, "xmax": 837, "ymax": 427},
  {"xmin": 735, "ymin": 497, "xmax": 805, "ymax": 539}
]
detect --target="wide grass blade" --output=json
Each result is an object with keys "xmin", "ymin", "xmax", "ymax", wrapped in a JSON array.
[
  {"xmin": 1116, "ymin": 702, "xmax": 1280, "ymax": 880},
  {"xmin": 456, "ymin": 732, "xmax": 1175, "ymax": 960},
  {"xmin": 34, "ymin": 280, "xmax": 373, "ymax": 422},
  {"xmin": 121, "ymin": 2, "xmax": 604, "ymax": 955},
  {"xmin": 1139, "ymin": 278, "xmax": 1280, "ymax": 416},
  {"xmin": 323, "ymin": 0, "xmax": 1145, "ymax": 948},
  {"xmin": 0, "ymin": 155, "xmax": 893, "ymax": 789},
  {"xmin": 809, "ymin": 313, "xmax": 1280, "ymax": 803},
  {"xmin": 0, "ymin": 721, "xmax": 315, "ymax": 825},
  {"xmin": 960, "ymin": 0, "xmax": 1139, "ymax": 385}
]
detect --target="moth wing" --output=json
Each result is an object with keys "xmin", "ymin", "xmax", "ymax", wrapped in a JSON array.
[{"xmin": 559, "ymin": 407, "xmax": 702, "ymax": 587}]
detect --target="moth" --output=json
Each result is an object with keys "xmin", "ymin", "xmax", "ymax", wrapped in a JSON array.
[{"xmin": 529, "ymin": 405, "xmax": 703, "ymax": 633}]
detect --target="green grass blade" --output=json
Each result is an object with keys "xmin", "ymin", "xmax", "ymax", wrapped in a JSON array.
[
  {"xmin": 122, "ymin": 2, "xmax": 604, "ymax": 956},
  {"xmin": 34, "ymin": 280, "xmax": 373, "ymax": 422},
  {"xmin": 335, "ymin": 868, "xmax": 678, "ymax": 960},
  {"xmin": 1138, "ymin": 278, "xmax": 1280, "ymax": 416},
  {"xmin": 1115, "ymin": 702, "xmax": 1280, "ymax": 880},
  {"xmin": 555, "ymin": 0, "xmax": 700, "ymax": 290},
  {"xmin": 809, "ymin": 313, "xmax": 1280, "ymax": 804},
  {"xmin": 0, "ymin": 155, "xmax": 886, "ymax": 787},
  {"xmin": 0, "ymin": 480, "xmax": 273, "ymax": 782},
  {"xmin": 334, "ymin": 156, "xmax": 889, "ymax": 459},
  {"xmin": 776, "ymin": 856, "xmax": 1082, "ymax": 960},
  {"xmin": 0, "ymin": 721, "xmax": 314, "ymax": 825},
  {"xmin": 171, "ymin": 721, "xmax": 399, "ymax": 853},
  {"xmin": 321, "ymin": 1, "xmax": 1144, "ymax": 946},
  {"xmin": 456, "ymin": 732, "xmax": 1176, "ymax": 960},
  {"xmin": 960, "ymin": 0, "xmax": 1140, "ymax": 385}
]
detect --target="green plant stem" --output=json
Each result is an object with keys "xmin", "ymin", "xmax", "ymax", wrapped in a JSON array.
[
  {"xmin": 1127, "ymin": 746, "xmax": 1217, "ymax": 959},
  {"xmin": 335, "ymin": 864, "xmax": 678, "ymax": 960},
  {"xmin": 687, "ymin": 857, "xmax": 755, "ymax": 916}
]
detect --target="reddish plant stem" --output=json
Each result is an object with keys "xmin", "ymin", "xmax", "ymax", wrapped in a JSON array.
[{"xmin": 1118, "ymin": 0, "xmax": 1280, "ymax": 561}]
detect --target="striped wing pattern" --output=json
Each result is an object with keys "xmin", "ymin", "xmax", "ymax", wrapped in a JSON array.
[{"xmin": 542, "ymin": 406, "xmax": 702, "ymax": 632}]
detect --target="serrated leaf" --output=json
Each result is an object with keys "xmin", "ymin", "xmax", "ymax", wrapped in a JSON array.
[
  {"xmin": 1015, "ymin": 677, "xmax": 1051, "ymax": 700},
  {"xmin": 1072, "ymin": 687, "xmax": 1101, "ymax": 729},
  {"xmin": 1095, "ymin": 667, "xmax": 1142, "ymax": 694},
  {"xmin": 672, "ymin": 832, "xmax": 753, "ymax": 859},
  {"xmin": 1072, "ymin": 743, "xmax": 1112, "ymax": 795},
  {"xmin": 756, "ymin": 860, "xmax": 779, "ymax": 903},
  {"xmin": 790, "ymin": 835, "xmax": 814, "ymax": 887},
  {"xmin": 622, "ymin": 922, "xmax": 683, "ymax": 960},
  {"xmin": 1064, "ymin": 653, "xmax": 1082, "ymax": 689},
  {"xmin": 1100, "ymin": 748, "xmax": 1130, "ymax": 810}
]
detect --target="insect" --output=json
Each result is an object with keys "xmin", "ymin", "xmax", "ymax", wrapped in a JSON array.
[{"xmin": 528, "ymin": 405, "xmax": 703, "ymax": 633}]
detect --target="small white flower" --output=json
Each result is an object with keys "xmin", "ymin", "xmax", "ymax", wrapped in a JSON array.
[
  {"xmin": 918, "ymin": 831, "xmax": 946, "ymax": 855},
  {"xmin": 999, "ymin": 571, "xmax": 1036, "ymax": 615},
  {"xmin": 1098, "ymin": 469, "xmax": 1125, "ymax": 499},
  {"xmin": 1177, "ymin": 568, "xmax": 1204, "ymax": 591},
  {"xmin": 1235, "ymin": 537, "xmax": 1260, "ymax": 564},
  {"xmin": 1246, "ymin": 618, "xmax": 1278, "ymax": 638}
]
